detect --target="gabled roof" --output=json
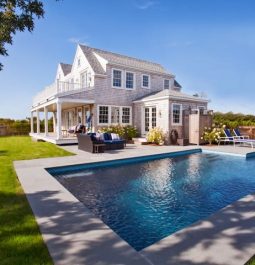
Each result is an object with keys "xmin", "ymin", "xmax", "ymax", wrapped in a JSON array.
[
  {"xmin": 60, "ymin": 63, "xmax": 72, "ymax": 76},
  {"xmin": 79, "ymin": 44, "xmax": 173, "ymax": 75},
  {"xmin": 133, "ymin": 89, "xmax": 209, "ymax": 103},
  {"xmin": 79, "ymin": 45, "xmax": 105, "ymax": 75}
]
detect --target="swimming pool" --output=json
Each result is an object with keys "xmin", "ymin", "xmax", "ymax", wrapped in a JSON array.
[{"xmin": 48, "ymin": 152, "xmax": 255, "ymax": 251}]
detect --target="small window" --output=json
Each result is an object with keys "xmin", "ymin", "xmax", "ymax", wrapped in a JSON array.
[
  {"xmin": 77, "ymin": 58, "xmax": 81, "ymax": 67},
  {"xmin": 142, "ymin": 75, "xmax": 150, "ymax": 88},
  {"xmin": 111, "ymin": 106, "xmax": 120, "ymax": 124},
  {"xmin": 164, "ymin": 79, "xmax": 170, "ymax": 89},
  {"xmin": 122, "ymin": 107, "xmax": 131, "ymax": 124},
  {"xmin": 126, "ymin": 72, "xmax": 134, "ymax": 89},
  {"xmin": 172, "ymin": 104, "xmax": 182, "ymax": 125},
  {"xmin": 99, "ymin": 106, "xmax": 109, "ymax": 124},
  {"xmin": 112, "ymin": 69, "xmax": 122, "ymax": 88}
]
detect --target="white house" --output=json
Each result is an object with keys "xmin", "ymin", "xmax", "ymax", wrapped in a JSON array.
[{"xmin": 30, "ymin": 45, "xmax": 210, "ymax": 144}]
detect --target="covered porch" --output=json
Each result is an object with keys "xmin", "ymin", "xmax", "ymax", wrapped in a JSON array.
[{"xmin": 30, "ymin": 97, "xmax": 95, "ymax": 145}]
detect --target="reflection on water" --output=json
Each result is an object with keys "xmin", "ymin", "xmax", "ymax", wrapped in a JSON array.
[{"xmin": 54, "ymin": 153, "xmax": 255, "ymax": 251}]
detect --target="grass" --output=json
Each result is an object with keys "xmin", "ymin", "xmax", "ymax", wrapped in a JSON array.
[
  {"xmin": 0, "ymin": 136, "xmax": 73, "ymax": 265},
  {"xmin": 246, "ymin": 256, "xmax": 255, "ymax": 265}
]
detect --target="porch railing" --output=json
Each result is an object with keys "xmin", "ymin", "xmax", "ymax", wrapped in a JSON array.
[{"xmin": 33, "ymin": 81, "xmax": 86, "ymax": 106}]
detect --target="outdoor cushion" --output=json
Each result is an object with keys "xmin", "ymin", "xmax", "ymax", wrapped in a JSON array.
[
  {"xmin": 111, "ymin": 133, "xmax": 120, "ymax": 140},
  {"xmin": 103, "ymin": 133, "xmax": 112, "ymax": 140}
]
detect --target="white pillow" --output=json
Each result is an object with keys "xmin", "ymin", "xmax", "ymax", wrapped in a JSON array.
[{"xmin": 111, "ymin": 133, "xmax": 120, "ymax": 140}]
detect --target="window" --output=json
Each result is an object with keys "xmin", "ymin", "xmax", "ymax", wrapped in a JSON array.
[
  {"xmin": 142, "ymin": 74, "xmax": 150, "ymax": 88},
  {"xmin": 112, "ymin": 69, "xmax": 122, "ymax": 88},
  {"xmin": 99, "ymin": 106, "xmax": 109, "ymax": 124},
  {"xmin": 77, "ymin": 108, "xmax": 82, "ymax": 124},
  {"xmin": 111, "ymin": 106, "xmax": 120, "ymax": 124},
  {"xmin": 172, "ymin": 104, "xmax": 182, "ymax": 125},
  {"xmin": 122, "ymin": 107, "xmax": 131, "ymax": 124},
  {"xmin": 77, "ymin": 58, "xmax": 81, "ymax": 67},
  {"xmin": 164, "ymin": 79, "xmax": 170, "ymax": 89},
  {"xmin": 126, "ymin": 72, "xmax": 134, "ymax": 89}
]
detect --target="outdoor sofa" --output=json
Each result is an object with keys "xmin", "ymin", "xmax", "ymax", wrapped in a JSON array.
[{"xmin": 77, "ymin": 133, "xmax": 125, "ymax": 153}]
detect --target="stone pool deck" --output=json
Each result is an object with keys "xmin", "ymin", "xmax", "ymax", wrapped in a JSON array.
[{"xmin": 14, "ymin": 144, "xmax": 255, "ymax": 265}]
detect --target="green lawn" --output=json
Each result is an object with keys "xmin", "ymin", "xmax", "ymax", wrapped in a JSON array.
[
  {"xmin": 246, "ymin": 256, "xmax": 255, "ymax": 265},
  {"xmin": 0, "ymin": 136, "xmax": 73, "ymax": 265}
]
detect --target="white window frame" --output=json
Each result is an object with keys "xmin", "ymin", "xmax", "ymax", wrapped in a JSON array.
[
  {"xmin": 141, "ymin": 74, "xmax": 151, "ymax": 89},
  {"xmin": 98, "ymin": 105, "xmax": 110, "ymax": 125},
  {"xmin": 125, "ymin": 71, "xmax": 136, "ymax": 90},
  {"xmin": 163, "ymin": 79, "xmax": 170, "ymax": 90},
  {"xmin": 112, "ymin": 68, "xmax": 124, "ymax": 89},
  {"xmin": 97, "ymin": 105, "xmax": 132, "ymax": 125},
  {"xmin": 171, "ymin": 103, "xmax": 182, "ymax": 126}
]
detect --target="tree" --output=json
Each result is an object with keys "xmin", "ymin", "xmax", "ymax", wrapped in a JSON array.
[{"xmin": 0, "ymin": 0, "xmax": 45, "ymax": 70}]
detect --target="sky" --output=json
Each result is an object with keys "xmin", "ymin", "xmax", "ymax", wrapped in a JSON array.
[{"xmin": 1, "ymin": 0, "xmax": 255, "ymax": 119}]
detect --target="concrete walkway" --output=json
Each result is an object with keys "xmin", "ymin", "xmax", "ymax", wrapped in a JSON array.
[{"xmin": 14, "ymin": 144, "xmax": 255, "ymax": 265}]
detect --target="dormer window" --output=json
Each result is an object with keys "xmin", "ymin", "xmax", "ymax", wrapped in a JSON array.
[
  {"xmin": 142, "ymin": 74, "xmax": 150, "ymax": 88},
  {"xmin": 164, "ymin": 79, "xmax": 170, "ymax": 89}
]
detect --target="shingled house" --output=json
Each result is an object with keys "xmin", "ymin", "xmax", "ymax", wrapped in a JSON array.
[{"xmin": 30, "ymin": 45, "xmax": 210, "ymax": 144}]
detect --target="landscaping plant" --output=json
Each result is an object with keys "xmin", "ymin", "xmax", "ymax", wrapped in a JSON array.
[{"xmin": 146, "ymin": 127, "xmax": 165, "ymax": 145}]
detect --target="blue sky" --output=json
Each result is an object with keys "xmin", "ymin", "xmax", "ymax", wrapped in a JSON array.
[{"xmin": 1, "ymin": 0, "xmax": 255, "ymax": 119}]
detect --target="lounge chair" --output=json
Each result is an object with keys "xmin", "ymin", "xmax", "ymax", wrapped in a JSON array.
[
  {"xmin": 234, "ymin": 139, "xmax": 255, "ymax": 149},
  {"xmin": 233, "ymin": 128, "xmax": 249, "ymax": 139},
  {"xmin": 218, "ymin": 128, "xmax": 240, "ymax": 145}
]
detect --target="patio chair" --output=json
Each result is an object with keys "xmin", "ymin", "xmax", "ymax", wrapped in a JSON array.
[
  {"xmin": 218, "ymin": 128, "xmax": 238, "ymax": 145},
  {"xmin": 233, "ymin": 138, "xmax": 255, "ymax": 149},
  {"xmin": 233, "ymin": 128, "xmax": 249, "ymax": 139}
]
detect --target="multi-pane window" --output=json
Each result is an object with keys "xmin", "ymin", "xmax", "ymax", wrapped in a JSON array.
[
  {"xmin": 172, "ymin": 104, "xmax": 182, "ymax": 125},
  {"xmin": 99, "ymin": 106, "xmax": 109, "ymax": 124},
  {"xmin": 111, "ymin": 106, "xmax": 120, "ymax": 124},
  {"xmin": 112, "ymin": 69, "xmax": 122, "ymax": 87},
  {"xmin": 164, "ymin": 79, "xmax": 170, "ymax": 89},
  {"xmin": 142, "ymin": 75, "xmax": 150, "ymax": 88},
  {"xmin": 145, "ymin": 108, "xmax": 150, "ymax": 132},
  {"xmin": 122, "ymin": 107, "xmax": 130, "ymax": 124},
  {"xmin": 126, "ymin": 72, "xmax": 134, "ymax": 89},
  {"xmin": 151, "ymin": 107, "xmax": 157, "ymax": 128}
]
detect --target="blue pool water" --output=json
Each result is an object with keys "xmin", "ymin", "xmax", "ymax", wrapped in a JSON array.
[{"xmin": 50, "ymin": 152, "xmax": 255, "ymax": 251}]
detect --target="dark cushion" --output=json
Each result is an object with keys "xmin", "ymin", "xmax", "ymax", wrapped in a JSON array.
[
  {"xmin": 104, "ymin": 140, "xmax": 124, "ymax": 144},
  {"xmin": 103, "ymin": 133, "xmax": 112, "ymax": 140}
]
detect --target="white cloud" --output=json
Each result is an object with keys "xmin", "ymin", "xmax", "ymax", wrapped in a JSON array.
[
  {"xmin": 68, "ymin": 37, "xmax": 89, "ymax": 46},
  {"xmin": 135, "ymin": 0, "xmax": 157, "ymax": 10}
]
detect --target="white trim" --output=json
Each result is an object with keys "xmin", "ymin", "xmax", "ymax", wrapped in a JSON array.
[
  {"xmin": 133, "ymin": 95, "xmax": 210, "ymax": 103},
  {"xmin": 125, "ymin": 71, "xmax": 136, "ymax": 90},
  {"xmin": 141, "ymin": 74, "xmax": 151, "ymax": 89},
  {"xmin": 171, "ymin": 103, "xmax": 182, "ymax": 126},
  {"xmin": 97, "ymin": 104, "xmax": 132, "ymax": 126},
  {"xmin": 111, "ymin": 68, "xmax": 124, "ymax": 89}
]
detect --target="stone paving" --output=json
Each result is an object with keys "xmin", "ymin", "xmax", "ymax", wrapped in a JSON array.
[{"xmin": 14, "ymin": 143, "xmax": 255, "ymax": 265}]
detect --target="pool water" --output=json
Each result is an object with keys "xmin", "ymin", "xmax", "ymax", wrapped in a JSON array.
[{"xmin": 51, "ymin": 153, "xmax": 255, "ymax": 251}]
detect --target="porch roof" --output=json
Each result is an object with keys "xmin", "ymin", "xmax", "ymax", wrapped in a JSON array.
[{"xmin": 133, "ymin": 89, "xmax": 210, "ymax": 103}]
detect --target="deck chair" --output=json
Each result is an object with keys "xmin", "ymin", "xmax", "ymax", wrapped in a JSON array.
[{"xmin": 233, "ymin": 128, "xmax": 249, "ymax": 139}]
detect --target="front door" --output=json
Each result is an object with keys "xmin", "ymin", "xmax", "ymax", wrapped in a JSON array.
[{"xmin": 143, "ymin": 106, "xmax": 157, "ymax": 135}]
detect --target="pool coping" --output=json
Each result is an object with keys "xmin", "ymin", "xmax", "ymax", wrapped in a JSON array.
[{"xmin": 14, "ymin": 146, "xmax": 255, "ymax": 265}]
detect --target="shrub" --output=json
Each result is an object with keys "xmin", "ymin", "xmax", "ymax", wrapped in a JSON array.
[
  {"xmin": 100, "ymin": 125, "xmax": 138, "ymax": 140},
  {"xmin": 201, "ymin": 126, "xmax": 223, "ymax": 145},
  {"xmin": 146, "ymin": 127, "xmax": 165, "ymax": 145}
]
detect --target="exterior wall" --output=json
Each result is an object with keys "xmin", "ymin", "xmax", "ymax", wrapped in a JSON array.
[
  {"xmin": 93, "ymin": 65, "xmax": 174, "ymax": 106},
  {"xmin": 168, "ymin": 99, "xmax": 208, "ymax": 139}
]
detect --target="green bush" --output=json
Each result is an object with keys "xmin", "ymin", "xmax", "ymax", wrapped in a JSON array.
[
  {"xmin": 146, "ymin": 127, "xmax": 165, "ymax": 145},
  {"xmin": 100, "ymin": 125, "xmax": 138, "ymax": 140}
]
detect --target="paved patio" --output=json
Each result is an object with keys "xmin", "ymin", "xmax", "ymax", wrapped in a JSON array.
[{"xmin": 14, "ymin": 143, "xmax": 255, "ymax": 265}]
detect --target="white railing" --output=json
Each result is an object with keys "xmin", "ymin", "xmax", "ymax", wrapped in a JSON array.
[{"xmin": 33, "ymin": 81, "xmax": 83, "ymax": 106}]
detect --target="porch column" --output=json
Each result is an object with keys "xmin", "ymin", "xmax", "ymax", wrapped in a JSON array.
[
  {"xmin": 36, "ymin": 110, "xmax": 40, "ymax": 134},
  {"xmin": 30, "ymin": 111, "xmax": 34, "ymax": 133},
  {"xmin": 56, "ymin": 102, "xmax": 62, "ymax": 140},
  {"xmin": 52, "ymin": 112, "xmax": 56, "ymax": 133},
  {"xmin": 44, "ymin": 106, "xmax": 48, "ymax": 136}
]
